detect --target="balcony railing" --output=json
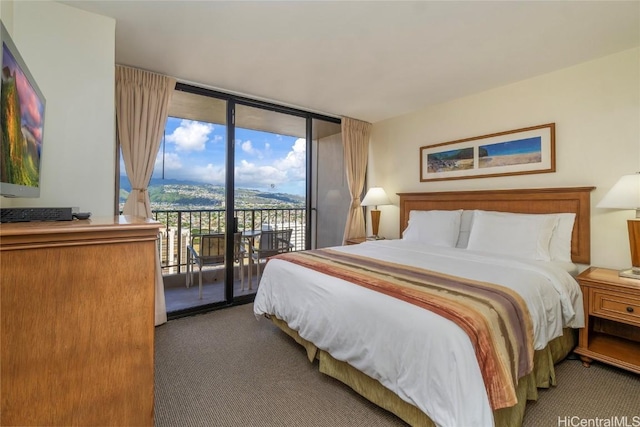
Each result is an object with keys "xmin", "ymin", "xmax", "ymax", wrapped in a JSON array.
[{"xmin": 151, "ymin": 208, "xmax": 306, "ymax": 274}]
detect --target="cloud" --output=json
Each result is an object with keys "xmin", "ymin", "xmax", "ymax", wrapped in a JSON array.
[
  {"xmin": 15, "ymin": 71, "xmax": 44, "ymax": 144},
  {"xmin": 239, "ymin": 139, "xmax": 272, "ymax": 159},
  {"xmin": 274, "ymin": 138, "xmax": 306, "ymax": 180},
  {"xmin": 150, "ymin": 152, "xmax": 183, "ymax": 179},
  {"xmin": 140, "ymin": 133, "xmax": 308, "ymax": 194},
  {"xmin": 165, "ymin": 119, "xmax": 214, "ymax": 152},
  {"xmin": 241, "ymin": 140, "xmax": 256, "ymax": 155},
  {"xmin": 195, "ymin": 164, "xmax": 226, "ymax": 184},
  {"xmin": 235, "ymin": 159, "xmax": 287, "ymax": 189},
  {"xmin": 165, "ymin": 161, "xmax": 225, "ymax": 184},
  {"xmin": 231, "ymin": 138, "xmax": 306, "ymax": 190},
  {"xmin": 161, "ymin": 153, "xmax": 183, "ymax": 171}
]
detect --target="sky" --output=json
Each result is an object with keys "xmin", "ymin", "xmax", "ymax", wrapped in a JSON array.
[
  {"xmin": 481, "ymin": 137, "xmax": 541, "ymax": 156},
  {"xmin": 120, "ymin": 117, "xmax": 307, "ymax": 196}
]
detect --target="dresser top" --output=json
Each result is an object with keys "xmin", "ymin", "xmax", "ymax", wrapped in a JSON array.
[
  {"xmin": 0, "ymin": 215, "xmax": 159, "ymax": 235},
  {"xmin": 0, "ymin": 215, "xmax": 160, "ymax": 249}
]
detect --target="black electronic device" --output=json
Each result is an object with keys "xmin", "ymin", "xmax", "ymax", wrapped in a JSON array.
[
  {"xmin": 0, "ymin": 207, "xmax": 73, "ymax": 223},
  {"xmin": 72, "ymin": 212, "xmax": 91, "ymax": 220}
]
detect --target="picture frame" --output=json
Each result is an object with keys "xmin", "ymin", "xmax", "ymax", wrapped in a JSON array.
[{"xmin": 420, "ymin": 123, "xmax": 555, "ymax": 182}]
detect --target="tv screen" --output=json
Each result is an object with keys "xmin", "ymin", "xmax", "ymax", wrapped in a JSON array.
[{"xmin": 0, "ymin": 21, "xmax": 46, "ymax": 198}]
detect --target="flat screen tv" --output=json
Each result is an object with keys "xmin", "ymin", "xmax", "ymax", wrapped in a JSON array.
[{"xmin": 0, "ymin": 21, "xmax": 46, "ymax": 198}]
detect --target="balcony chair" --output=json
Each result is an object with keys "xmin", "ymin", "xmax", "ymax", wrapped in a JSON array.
[
  {"xmin": 186, "ymin": 233, "xmax": 246, "ymax": 299},
  {"xmin": 232, "ymin": 232, "xmax": 247, "ymax": 291},
  {"xmin": 250, "ymin": 229, "xmax": 294, "ymax": 283}
]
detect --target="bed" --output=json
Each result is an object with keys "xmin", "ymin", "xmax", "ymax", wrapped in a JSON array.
[{"xmin": 253, "ymin": 186, "xmax": 594, "ymax": 427}]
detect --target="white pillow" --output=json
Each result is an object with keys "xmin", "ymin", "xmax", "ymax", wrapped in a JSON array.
[
  {"xmin": 466, "ymin": 210, "xmax": 558, "ymax": 261},
  {"xmin": 549, "ymin": 213, "xmax": 576, "ymax": 263},
  {"xmin": 455, "ymin": 210, "xmax": 475, "ymax": 248},
  {"xmin": 463, "ymin": 210, "xmax": 575, "ymax": 261},
  {"xmin": 403, "ymin": 210, "xmax": 463, "ymax": 247}
]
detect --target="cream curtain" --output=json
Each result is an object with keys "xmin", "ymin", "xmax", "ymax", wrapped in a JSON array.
[
  {"xmin": 341, "ymin": 117, "xmax": 372, "ymax": 243},
  {"xmin": 116, "ymin": 65, "xmax": 176, "ymax": 326}
]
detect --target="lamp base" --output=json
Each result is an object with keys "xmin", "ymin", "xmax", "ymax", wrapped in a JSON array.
[{"xmin": 619, "ymin": 267, "xmax": 640, "ymax": 280}]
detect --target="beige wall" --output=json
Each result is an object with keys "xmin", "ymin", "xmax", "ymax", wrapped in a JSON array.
[
  {"xmin": 1, "ymin": 0, "xmax": 14, "ymax": 32},
  {"xmin": 0, "ymin": 1, "xmax": 116, "ymax": 216},
  {"xmin": 370, "ymin": 48, "xmax": 640, "ymax": 270}
]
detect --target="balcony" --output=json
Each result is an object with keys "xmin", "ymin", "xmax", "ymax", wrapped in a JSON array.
[{"xmin": 152, "ymin": 207, "xmax": 306, "ymax": 313}]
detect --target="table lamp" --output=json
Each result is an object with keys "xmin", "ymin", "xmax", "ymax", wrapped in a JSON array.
[
  {"xmin": 361, "ymin": 187, "xmax": 391, "ymax": 240},
  {"xmin": 596, "ymin": 172, "xmax": 640, "ymax": 279}
]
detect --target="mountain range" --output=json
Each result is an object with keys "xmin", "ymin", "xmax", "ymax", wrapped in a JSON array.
[{"xmin": 119, "ymin": 176, "xmax": 305, "ymax": 210}]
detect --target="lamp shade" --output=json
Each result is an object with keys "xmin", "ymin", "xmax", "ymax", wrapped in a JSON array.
[
  {"xmin": 361, "ymin": 187, "xmax": 391, "ymax": 208},
  {"xmin": 597, "ymin": 172, "xmax": 640, "ymax": 217}
]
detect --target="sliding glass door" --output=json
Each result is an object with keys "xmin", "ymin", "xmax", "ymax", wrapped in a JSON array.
[
  {"xmin": 149, "ymin": 90, "xmax": 230, "ymax": 313},
  {"xmin": 120, "ymin": 83, "xmax": 343, "ymax": 316},
  {"xmin": 311, "ymin": 118, "xmax": 347, "ymax": 248},
  {"xmin": 233, "ymin": 103, "xmax": 307, "ymax": 297}
]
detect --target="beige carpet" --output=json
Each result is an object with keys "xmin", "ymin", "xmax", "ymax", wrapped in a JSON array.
[{"xmin": 154, "ymin": 303, "xmax": 639, "ymax": 427}]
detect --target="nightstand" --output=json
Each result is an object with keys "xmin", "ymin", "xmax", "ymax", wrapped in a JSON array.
[
  {"xmin": 345, "ymin": 237, "xmax": 367, "ymax": 245},
  {"xmin": 345, "ymin": 237, "xmax": 386, "ymax": 245},
  {"xmin": 574, "ymin": 267, "xmax": 640, "ymax": 374}
]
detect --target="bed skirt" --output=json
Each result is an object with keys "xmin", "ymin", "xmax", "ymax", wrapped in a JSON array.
[{"xmin": 268, "ymin": 316, "xmax": 576, "ymax": 427}]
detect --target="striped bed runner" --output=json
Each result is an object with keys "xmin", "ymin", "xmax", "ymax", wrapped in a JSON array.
[{"xmin": 273, "ymin": 248, "xmax": 535, "ymax": 410}]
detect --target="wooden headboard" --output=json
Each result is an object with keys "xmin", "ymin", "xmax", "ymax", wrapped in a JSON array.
[{"xmin": 397, "ymin": 187, "xmax": 595, "ymax": 264}]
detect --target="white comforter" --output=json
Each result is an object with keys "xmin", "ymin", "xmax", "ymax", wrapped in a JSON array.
[{"xmin": 253, "ymin": 240, "xmax": 584, "ymax": 427}]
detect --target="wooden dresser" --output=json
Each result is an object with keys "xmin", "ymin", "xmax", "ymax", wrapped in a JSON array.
[
  {"xmin": 0, "ymin": 215, "xmax": 160, "ymax": 426},
  {"xmin": 574, "ymin": 267, "xmax": 640, "ymax": 374}
]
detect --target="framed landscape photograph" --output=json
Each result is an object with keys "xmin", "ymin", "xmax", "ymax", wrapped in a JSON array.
[{"xmin": 420, "ymin": 123, "xmax": 555, "ymax": 182}]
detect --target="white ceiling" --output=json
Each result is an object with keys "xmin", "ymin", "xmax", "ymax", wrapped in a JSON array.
[{"xmin": 60, "ymin": 0, "xmax": 640, "ymax": 123}]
